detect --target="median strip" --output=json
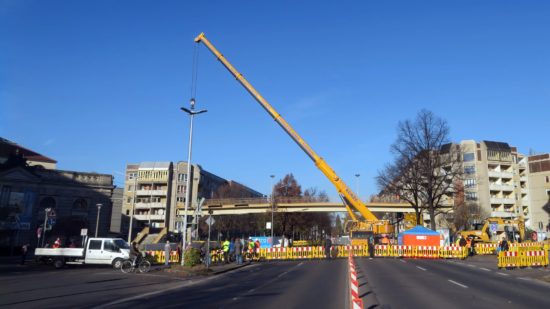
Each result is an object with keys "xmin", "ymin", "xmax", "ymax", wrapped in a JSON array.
[{"xmin": 448, "ymin": 280, "xmax": 468, "ymax": 288}]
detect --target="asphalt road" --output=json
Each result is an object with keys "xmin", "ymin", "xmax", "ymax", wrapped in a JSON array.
[
  {"xmin": 0, "ymin": 263, "xmax": 190, "ymax": 309},
  {"xmin": 356, "ymin": 257, "xmax": 550, "ymax": 309},
  {"xmin": 2, "ymin": 257, "xmax": 549, "ymax": 309},
  {"xmin": 102, "ymin": 259, "xmax": 348, "ymax": 309}
]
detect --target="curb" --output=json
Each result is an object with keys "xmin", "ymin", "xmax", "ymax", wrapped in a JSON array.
[{"xmin": 212, "ymin": 262, "xmax": 252, "ymax": 275}]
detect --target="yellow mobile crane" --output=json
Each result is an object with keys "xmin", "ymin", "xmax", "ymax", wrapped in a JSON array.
[{"xmin": 194, "ymin": 33, "xmax": 393, "ymax": 240}]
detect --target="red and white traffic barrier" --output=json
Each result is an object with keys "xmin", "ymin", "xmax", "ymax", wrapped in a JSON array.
[{"xmin": 348, "ymin": 254, "xmax": 363, "ymax": 309}]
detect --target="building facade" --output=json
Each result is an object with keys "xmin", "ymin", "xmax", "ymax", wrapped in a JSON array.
[
  {"xmin": 122, "ymin": 161, "xmax": 262, "ymax": 234},
  {"xmin": 526, "ymin": 154, "xmax": 550, "ymax": 232},
  {"xmin": 0, "ymin": 138, "xmax": 115, "ymax": 253}
]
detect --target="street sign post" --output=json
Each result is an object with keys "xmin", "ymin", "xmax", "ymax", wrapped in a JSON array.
[{"xmin": 205, "ymin": 215, "xmax": 214, "ymax": 268}]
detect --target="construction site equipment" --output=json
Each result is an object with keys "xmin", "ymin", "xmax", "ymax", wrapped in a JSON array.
[
  {"xmin": 460, "ymin": 217, "xmax": 525, "ymax": 243},
  {"xmin": 194, "ymin": 32, "xmax": 393, "ymax": 238}
]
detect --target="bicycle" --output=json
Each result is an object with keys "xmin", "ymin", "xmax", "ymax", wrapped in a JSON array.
[{"xmin": 121, "ymin": 254, "xmax": 151, "ymax": 274}]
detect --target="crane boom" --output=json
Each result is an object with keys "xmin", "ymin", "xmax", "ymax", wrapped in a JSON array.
[{"xmin": 195, "ymin": 32, "xmax": 378, "ymax": 222}]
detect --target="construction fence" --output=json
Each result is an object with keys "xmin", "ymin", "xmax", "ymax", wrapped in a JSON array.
[
  {"xmin": 497, "ymin": 242, "xmax": 549, "ymax": 268},
  {"xmin": 374, "ymin": 245, "xmax": 468, "ymax": 259}
]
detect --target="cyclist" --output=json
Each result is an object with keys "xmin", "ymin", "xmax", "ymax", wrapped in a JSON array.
[{"xmin": 130, "ymin": 242, "xmax": 141, "ymax": 265}]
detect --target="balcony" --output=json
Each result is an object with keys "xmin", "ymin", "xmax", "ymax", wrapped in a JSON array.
[
  {"xmin": 136, "ymin": 190, "xmax": 167, "ymax": 196},
  {"xmin": 490, "ymin": 198, "xmax": 515, "ymax": 205},
  {"xmin": 489, "ymin": 183, "xmax": 515, "ymax": 191},
  {"xmin": 135, "ymin": 202, "xmax": 165, "ymax": 209},
  {"xmin": 134, "ymin": 214, "xmax": 166, "ymax": 221},
  {"xmin": 490, "ymin": 211, "xmax": 517, "ymax": 218},
  {"xmin": 520, "ymin": 176, "xmax": 527, "ymax": 182}
]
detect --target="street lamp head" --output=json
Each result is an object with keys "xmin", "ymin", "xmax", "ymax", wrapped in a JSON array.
[
  {"xmin": 355, "ymin": 174, "xmax": 360, "ymax": 177},
  {"xmin": 190, "ymin": 98, "xmax": 196, "ymax": 109},
  {"xmin": 96, "ymin": 203, "xmax": 103, "ymax": 209}
]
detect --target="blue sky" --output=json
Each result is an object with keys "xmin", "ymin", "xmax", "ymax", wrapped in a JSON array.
[{"xmin": 1, "ymin": 0, "xmax": 549, "ymax": 200}]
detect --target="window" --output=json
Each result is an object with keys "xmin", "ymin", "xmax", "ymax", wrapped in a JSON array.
[
  {"xmin": 464, "ymin": 166, "xmax": 476, "ymax": 174},
  {"xmin": 126, "ymin": 210, "xmax": 130, "ymax": 215},
  {"xmin": 546, "ymin": 176, "xmax": 549, "ymax": 183},
  {"xmin": 128, "ymin": 172, "xmax": 137, "ymax": 180},
  {"xmin": 89, "ymin": 240, "xmax": 102, "ymax": 250},
  {"xmin": 463, "ymin": 153, "xmax": 475, "ymax": 162},
  {"xmin": 103, "ymin": 240, "xmax": 119, "ymax": 252},
  {"xmin": 0, "ymin": 186, "xmax": 11, "ymax": 207},
  {"xmin": 178, "ymin": 174, "xmax": 187, "ymax": 182},
  {"xmin": 128, "ymin": 185, "xmax": 134, "ymax": 192},
  {"xmin": 464, "ymin": 179, "xmax": 476, "ymax": 188},
  {"xmin": 127, "ymin": 197, "xmax": 132, "ymax": 204},
  {"xmin": 465, "ymin": 192, "xmax": 477, "ymax": 201}
]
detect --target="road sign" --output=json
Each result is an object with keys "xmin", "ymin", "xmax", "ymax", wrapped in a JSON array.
[
  {"xmin": 205, "ymin": 216, "xmax": 215, "ymax": 226},
  {"xmin": 47, "ymin": 218, "xmax": 56, "ymax": 226},
  {"xmin": 48, "ymin": 209, "xmax": 56, "ymax": 218},
  {"xmin": 81, "ymin": 228, "xmax": 88, "ymax": 236},
  {"xmin": 266, "ymin": 222, "xmax": 272, "ymax": 229},
  {"xmin": 489, "ymin": 223, "xmax": 498, "ymax": 233}
]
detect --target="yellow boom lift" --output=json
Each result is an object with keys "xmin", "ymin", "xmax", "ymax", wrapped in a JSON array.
[{"xmin": 194, "ymin": 33, "xmax": 393, "ymax": 240}]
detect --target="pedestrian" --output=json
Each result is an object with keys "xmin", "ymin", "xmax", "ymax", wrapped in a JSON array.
[
  {"xmin": 229, "ymin": 238, "xmax": 235, "ymax": 262},
  {"xmin": 500, "ymin": 238, "xmax": 509, "ymax": 252},
  {"xmin": 368, "ymin": 237, "xmax": 374, "ymax": 259},
  {"xmin": 234, "ymin": 237, "xmax": 243, "ymax": 265},
  {"xmin": 458, "ymin": 236, "xmax": 467, "ymax": 247},
  {"xmin": 177, "ymin": 243, "xmax": 182, "ymax": 263},
  {"xmin": 248, "ymin": 238, "xmax": 255, "ymax": 260},
  {"xmin": 21, "ymin": 244, "xmax": 29, "ymax": 265},
  {"xmin": 470, "ymin": 238, "xmax": 476, "ymax": 256},
  {"xmin": 324, "ymin": 236, "xmax": 332, "ymax": 259},
  {"xmin": 52, "ymin": 237, "xmax": 61, "ymax": 248},
  {"xmin": 222, "ymin": 239, "xmax": 230, "ymax": 264},
  {"xmin": 164, "ymin": 241, "xmax": 171, "ymax": 267}
]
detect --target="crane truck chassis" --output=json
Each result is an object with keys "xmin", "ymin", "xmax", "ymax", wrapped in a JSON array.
[{"xmin": 194, "ymin": 33, "xmax": 394, "ymax": 241}]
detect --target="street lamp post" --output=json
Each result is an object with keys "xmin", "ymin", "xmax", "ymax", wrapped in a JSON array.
[
  {"xmin": 128, "ymin": 175, "xmax": 137, "ymax": 243},
  {"xmin": 42, "ymin": 207, "xmax": 51, "ymax": 247},
  {"xmin": 270, "ymin": 175, "xmax": 275, "ymax": 247},
  {"xmin": 180, "ymin": 98, "xmax": 207, "ymax": 266},
  {"xmin": 95, "ymin": 203, "xmax": 102, "ymax": 237}
]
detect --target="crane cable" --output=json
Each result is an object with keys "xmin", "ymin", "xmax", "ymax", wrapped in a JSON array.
[{"xmin": 190, "ymin": 42, "xmax": 200, "ymax": 101}]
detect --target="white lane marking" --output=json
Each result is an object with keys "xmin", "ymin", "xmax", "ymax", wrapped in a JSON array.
[
  {"xmin": 232, "ymin": 297, "xmax": 238, "ymax": 301},
  {"xmin": 297, "ymin": 262, "xmax": 303, "ymax": 267},
  {"xmin": 467, "ymin": 264, "xmax": 476, "ymax": 267},
  {"xmin": 448, "ymin": 280, "xmax": 468, "ymax": 288},
  {"xmin": 400, "ymin": 260, "xmax": 407, "ymax": 263},
  {"xmin": 479, "ymin": 267, "xmax": 491, "ymax": 272},
  {"xmin": 497, "ymin": 272, "xmax": 510, "ymax": 277},
  {"xmin": 248, "ymin": 288, "xmax": 256, "ymax": 293},
  {"xmin": 518, "ymin": 277, "xmax": 531, "ymax": 281},
  {"xmin": 277, "ymin": 271, "xmax": 288, "ymax": 278},
  {"xmin": 416, "ymin": 266, "xmax": 427, "ymax": 271}
]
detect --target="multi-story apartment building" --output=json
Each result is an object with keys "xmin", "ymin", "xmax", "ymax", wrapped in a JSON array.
[
  {"xmin": 526, "ymin": 154, "xmax": 550, "ymax": 232},
  {"xmin": 458, "ymin": 140, "xmax": 526, "ymax": 221},
  {"xmin": 123, "ymin": 162, "xmax": 172, "ymax": 230},
  {"xmin": 122, "ymin": 161, "xmax": 262, "ymax": 234}
]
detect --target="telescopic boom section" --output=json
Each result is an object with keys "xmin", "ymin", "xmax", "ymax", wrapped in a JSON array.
[{"xmin": 195, "ymin": 32, "xmax": 378, "ymax": 222}]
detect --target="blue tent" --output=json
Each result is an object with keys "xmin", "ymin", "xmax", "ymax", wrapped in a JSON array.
[{"xmin": 398, "ymin": 225, "xmax": 439, "ymax": 245}]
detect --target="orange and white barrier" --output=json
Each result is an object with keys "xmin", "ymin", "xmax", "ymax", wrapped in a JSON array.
[{"xmin": 348, "ymin": 254, "xmax": 363, "ymax": 309}]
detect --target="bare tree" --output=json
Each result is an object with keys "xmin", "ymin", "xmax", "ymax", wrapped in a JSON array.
[{"xmin": 377, "ymin": 109, "xmax": 463, "ymax": 230}]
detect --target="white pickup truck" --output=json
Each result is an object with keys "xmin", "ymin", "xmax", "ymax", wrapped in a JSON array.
[{"xmin": 35, "ymin": 237, "xmax": 130, "ymax": 269}]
